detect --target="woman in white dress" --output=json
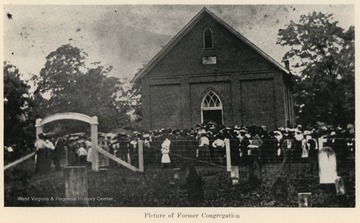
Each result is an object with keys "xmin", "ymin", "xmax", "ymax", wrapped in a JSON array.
[{"xmin": 161, "ymin": 138, "xmax": 171, "ymax": 168}]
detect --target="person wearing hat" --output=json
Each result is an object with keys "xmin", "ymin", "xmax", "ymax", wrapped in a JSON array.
[
  {"xmin": 304, "ymin": 130, "xmax": 318, "ymax": 172},
  {"xmin": 86, "ymin": 137, "xmax": 94, "ymax": 165},
  {"xmin": 76, "ymin": 142, "xmax": 88, "ymax": 166},
  {"xmin": 212, "ymin": 133, "xmax": 225, "ymax": 165},
  {"xmin": 317, "ymin": 127, "xmax": 329, "ymax": 150},
  {"xmin": 34, "ymin": 133, "xmax": 55, "ymax": 174},
  {"xmin": 68, "ymin": 138, "xmax": 79, "ymax": 166},
  {"xmin": 115, "ymin": 133, "xmax": 130, "ymax": 163},
  {"xmin": 234, "ymin": 125, "xmax": 241, "ymax": 136},
  {"xmin": 259, "ymin": 126, "xmax": 274, "ymax": 163},
  {"xmin": 52, "ymin": 135, "xmax": 66, "ymax": 171},
  {"xmin": 172, "ymin": 129, "xmax": 182, "ymax": 139},
  {"xmin": 197, "ymin": 129, "xmax": 211, "ymax": 162},
  {"xmin": 142, "ymin": 133, "xmax": 154, "ymax": 168},
  {"xmin": 238, "ymin": 128, "xmax": 250, "ymax": 165},
  {"xmin": 273, "ymin": 130, "xmax": 283, "ymax": 162},
  {"xmin": 248, "ymin": 126, "xmax": 263, "ymax": 159},
  {"xmin": 96, "ymin": 133, "xmax": 109, "ymax": 166},
  {"xmin": 329, "ymin": 128, "xmax": 348, "ymax": 170},
  {"xmin": 129, "ymin": 134, "xmax": 141, "ymax": 165},
  {"xmin": 161, "ymin": 136, "xmax": 171, "ymax": 168},
  {"xmin": 281, "ymin": 131, "xmax": 295, "ymax": 170},
  {"xmin": 294, "ymin": 129, "xmax": 305, "ymax": 163},
  {"xmin": 4, "ymin": 145, "xmax": 14, "ymax": 163}
]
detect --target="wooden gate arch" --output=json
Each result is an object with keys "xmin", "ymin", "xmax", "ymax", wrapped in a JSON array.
[{"xmin": 35, "ymin": 112, "xmax": 100, "ymax": 171}]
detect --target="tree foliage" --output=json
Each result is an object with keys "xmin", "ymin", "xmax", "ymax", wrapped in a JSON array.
[
  {"xmin": 33, "ymin": 44, "xmax": 133, "ymax": 132},
  {"xmin": 277, "ymin": 12, "xmax": 355, "ymax": 127},
  {"xmin": 3, "ymin": 62, "xmax": 34, "ymax": 145},
  {"xmin": 116, "ymin": 80, "xmax": 142, "ymax": 122}
]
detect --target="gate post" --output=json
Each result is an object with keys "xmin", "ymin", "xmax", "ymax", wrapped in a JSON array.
[
  {"xmin": 90, "ymin": 116, "xmax": 99, "ymax": 172},
  {"xmin": 35, "ymin": 118, "xmax": 43, "ymax": 139},
  {"xmin": 65, "ymin": 146, "xmax": 69, "ymax": 166},
  {"xmin": 34, "ymin": 118, "xmax": 43, "ymax": 165}
]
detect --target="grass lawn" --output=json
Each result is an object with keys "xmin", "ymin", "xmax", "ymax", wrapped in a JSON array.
[{"xmin": 4, "ymin": 156, "xmax": 355, "ymax": 207}]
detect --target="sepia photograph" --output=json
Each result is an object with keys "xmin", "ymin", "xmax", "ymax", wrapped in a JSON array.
[{"xmin": 2, "ymin": 1, "xmax": 357, "ymax": 219}]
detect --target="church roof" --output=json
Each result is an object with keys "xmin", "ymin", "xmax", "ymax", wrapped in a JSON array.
[{"xmin": 132, "ymin": 7, "xmax": 291, "ymax": 82}]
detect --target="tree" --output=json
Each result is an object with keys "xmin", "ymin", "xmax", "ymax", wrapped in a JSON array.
[
  {"xmin": 32, "ymin": 44, "xmax": 87, "ymax": 116},
  {"xmin": 33, "ymin": 44, "xmax": 132, "ymax": 132},
  {"xmin": 3, "ymin": 62, "xmax": 34, "ymax": 146},
  {"xmin": 115, "ymin": 79, "xmax": 142, "ymax": 123},
  {"xmin": 277, "ymin": 12, "xmax": 355, "ymax": 127}
]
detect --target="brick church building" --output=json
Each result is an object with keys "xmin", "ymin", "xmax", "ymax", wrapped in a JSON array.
[{"xmin": 132, "ymin": 8, "xmax": 294, "ymax": 130}]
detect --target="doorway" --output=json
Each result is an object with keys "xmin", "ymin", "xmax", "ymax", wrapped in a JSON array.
[{"xmin": 202, "ymin": 110, "xmax": 223, "ymax": 126}]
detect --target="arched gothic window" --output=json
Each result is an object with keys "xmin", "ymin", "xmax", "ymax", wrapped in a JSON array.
[
  {"xmin": 202, "ymin": 91, "xmax": 222, "ymax": 110},
  {"xmin": 203, "ymin": 28, "xmax": 213, "ymax": 49},
  {"xmin": 201, "ymin": 90, "xmax": 223, "ymax": 125}
]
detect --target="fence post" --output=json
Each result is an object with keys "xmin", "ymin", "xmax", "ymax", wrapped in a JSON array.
[
  {"xmin": 138, "ymin": 139, "xmax": 144, "ymax": 172},
  {"xmin": 90, "ymin": 116, "xmax": 99, "ymax": 172},
  {"xmin": 35, "ymin": 119, "xmax": 43, "ymax": 165},
  {"xmin": 64, "ymin": 166, "xmax": 88, "ymax": 206},
  {"xmin": 225, "ymin": 138, "xmax": 231, "ymax": 172}
]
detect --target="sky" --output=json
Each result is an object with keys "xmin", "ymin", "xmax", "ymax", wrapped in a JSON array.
[{"xmin": 3, "ymin": 4, "xmax": 355, "ymax": 83}]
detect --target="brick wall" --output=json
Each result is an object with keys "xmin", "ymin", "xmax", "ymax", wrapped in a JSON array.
[
  {"xmin": 140, "ymin": 12, "xmax": 292, "ymax": 130},
  {"xmin": 149, "ymin": 84, "xmax": 182, "ymax": 129}
]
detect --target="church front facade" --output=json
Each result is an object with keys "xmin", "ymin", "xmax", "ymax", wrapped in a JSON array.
[{"xmin": 132, "ymin": 8, "xmax": 294, "ymax": 130}]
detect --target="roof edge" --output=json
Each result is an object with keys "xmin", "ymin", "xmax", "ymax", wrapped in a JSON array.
[
  {"xmin": 132, "ymin": 7, "xmax": 209, "ymax": 82},
  {"xmin": 204, "ymin": 9, "xmax": 290, "ymax": 75},
  {"xmin": 132, "ymin": 7, "xmax": 291, "ymax": 83}
]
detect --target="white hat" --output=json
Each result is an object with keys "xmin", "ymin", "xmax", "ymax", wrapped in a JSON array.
[{"xmin": 198, "ymin": 129, "xmax": 207, "ymax": 135}]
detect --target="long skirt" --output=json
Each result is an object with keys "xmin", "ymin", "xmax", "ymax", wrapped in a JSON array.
[
  {"xmin": 161, "ymin": 153, "xmax": 171, "ymax": 163},
  {"xmin": 86, "ymin": 147, "xmax": 93, "ymax": 163},
  {"xmin": 35, "ymin": 149, "xmax": 51, "ymax": 174}
]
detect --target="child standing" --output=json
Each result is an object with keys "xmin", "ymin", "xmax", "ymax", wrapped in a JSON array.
[{"xmin": 161, "ymin": 138, "xmax": 171, "ymax": 168}]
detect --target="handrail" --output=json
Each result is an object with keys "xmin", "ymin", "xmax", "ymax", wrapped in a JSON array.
[
  {"xmin": 4, "ymin": 152, "xmax": 36, "ymax": 171},
  {"xmin": 97, "ymin": 147, "xmax": 140, "ymax": 172}
]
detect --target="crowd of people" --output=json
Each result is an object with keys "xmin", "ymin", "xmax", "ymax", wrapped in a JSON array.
[
  {"xmin": 136, "ymin": 123, "xmax": 355, "ymax": 171},
  {"xmin": 30, "ymin": 122, "xmax": 355, "ymax": 174}
]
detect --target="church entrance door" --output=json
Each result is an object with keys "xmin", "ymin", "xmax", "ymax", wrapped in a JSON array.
[{"xmin": 202, "ymin": 110, "xmax": 223, "ymax": 126}]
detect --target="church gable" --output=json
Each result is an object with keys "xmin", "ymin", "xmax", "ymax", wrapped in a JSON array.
[
  {"xmin": 145, "ymin": 13, "xmax": 275, "ymax": 79},
  {"xmin": 134, "ymin": 8, "xmax": 290, "ymax": 82}
]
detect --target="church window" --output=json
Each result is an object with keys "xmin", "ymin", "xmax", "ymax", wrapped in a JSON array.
[
  {"xmin": 201, "ymin": 90, "xmax": 223, "ymax": 125},
  {"xmin": 202, "ymin": 91, "xmax": 222, "ymax": 109},
  {"xmin": 203, "ymin": 28, "xmax": 213, "ymax": 49}
]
